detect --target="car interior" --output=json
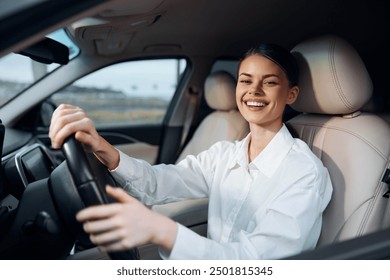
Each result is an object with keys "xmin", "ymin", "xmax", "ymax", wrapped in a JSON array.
[{"xmin": 0, "ymin": 0, "xmax": 390, "ymax": 260}]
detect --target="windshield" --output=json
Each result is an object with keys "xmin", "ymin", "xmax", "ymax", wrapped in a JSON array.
[{"xmin": 0, "ymin": 29, "xmax": 79, "ymax": 107}]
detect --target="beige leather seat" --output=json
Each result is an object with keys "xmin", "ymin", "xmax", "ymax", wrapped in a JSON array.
[
  {"xmin": 176, "ymin": 70, "xmax": 249, "ymax": 162},
  {"xmin": 287, "ymin": 35, "xmax": 390, "ymax": 248}
]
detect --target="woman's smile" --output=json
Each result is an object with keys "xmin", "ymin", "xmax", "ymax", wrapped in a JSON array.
[{"xmin": 244, "ymin": 99, "xmax": 268, "ymax": 109}]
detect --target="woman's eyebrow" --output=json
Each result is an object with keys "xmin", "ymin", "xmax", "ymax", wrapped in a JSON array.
[
  {"xmin": 263, "ymin": 73, "xmax": 280, "ymax": 79},
  {"xmin": 239, "ymin": 73, "xmax": 280, "ymax": 79},
  {"xmin": 239, "ymin": 72, "xmax": 252, "ymax": 77}
]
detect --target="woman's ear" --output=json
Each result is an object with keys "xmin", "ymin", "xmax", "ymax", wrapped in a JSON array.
[{"xmin": 286, "ymin": 86, "xmax": 299, "ymax": 105}]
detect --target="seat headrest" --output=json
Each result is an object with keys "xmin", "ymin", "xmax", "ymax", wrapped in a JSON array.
[
  {"xmin": 290, "ymin": 35, "xmax": 373, "ymax": 115},
  {"xmin": 205, "ymin": 71, "xmax": 237, "ymax": 111}
]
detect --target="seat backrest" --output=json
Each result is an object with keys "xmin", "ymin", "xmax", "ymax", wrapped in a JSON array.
[
  {"xmin": 287, "ymin": 35, "xmax": 390, "ymax": 247},
  {"xmin": 176, "ymin": 71, "xmax": 249, "ymax": 162}
]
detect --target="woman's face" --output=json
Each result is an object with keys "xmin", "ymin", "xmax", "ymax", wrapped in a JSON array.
[{"xmin": 236, "ymin": 54, "xmax": 299, "ymax": 131}]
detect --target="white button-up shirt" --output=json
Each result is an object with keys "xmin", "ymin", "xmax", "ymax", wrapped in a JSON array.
[{"xmin": 111, "ymin": 124, "xmax": 333, "ymax": 259}]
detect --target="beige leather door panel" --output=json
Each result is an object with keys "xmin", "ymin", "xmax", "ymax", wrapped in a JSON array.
[{"xmin": 115, "ymin": 142, "xmax": 159, "ymax": 165}]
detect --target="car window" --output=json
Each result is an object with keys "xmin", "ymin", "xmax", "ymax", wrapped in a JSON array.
[
  {"xmin": 0, "ymin": 29, "xmax": 79, "ymax": 107},
  {"xmin": 49, "ymin": 58, "xmax": 187, "ymax": 128},
  {"xmin": 211, "ymin": 59, "xmax": 239, "ymax": 79}
]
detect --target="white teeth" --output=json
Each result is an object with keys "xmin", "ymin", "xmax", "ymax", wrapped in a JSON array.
[{"xmin": 246, "ymin": 101, "xmax": 266, "ymax": 107}]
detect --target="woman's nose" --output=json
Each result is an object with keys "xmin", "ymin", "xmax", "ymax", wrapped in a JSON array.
[{"xmin": 249, "ymin": 83, "xmax": 264, "ymax": 95}]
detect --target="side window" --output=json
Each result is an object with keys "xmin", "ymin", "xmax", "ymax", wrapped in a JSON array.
[
  {"xmin": 49, "ymin": 59, "xmax": 187, "ymax": 127},
  {"xmin": 211, "ymin": 59, "xmax": 239, "ymax": 79}
]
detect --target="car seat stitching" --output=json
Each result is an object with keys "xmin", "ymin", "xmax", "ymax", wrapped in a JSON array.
[
  {"xmin": 329, "ymin": 38, "xmax": 354, "ymax": 110},
  {"xmin": 290, "ymin": 122, "xmax": 388, "ymax": 161}
]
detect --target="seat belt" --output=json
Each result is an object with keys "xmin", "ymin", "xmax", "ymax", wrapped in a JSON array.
[
  {"xmin": 381, "ymin": 166, "xmax": 390, "ymax": 228},
  {"xmin": 381, "ymin": 168, "xmax": 390, "ymax": 198},
  {"xmin": 180, "ymin": 87, "xmax": 199, "ymax": 148}
]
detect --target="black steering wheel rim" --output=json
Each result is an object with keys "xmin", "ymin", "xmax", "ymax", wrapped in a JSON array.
[
  {"xmin": 62, "ymin": 135, "xmax": 108, "ymax": 206},
  {"xmin": 61, "ymin": 135, "xmax": 140, "ymax": 259}
]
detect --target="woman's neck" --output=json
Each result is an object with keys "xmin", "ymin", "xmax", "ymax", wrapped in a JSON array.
[{"xmin": 248, "ymin": 123, "xmax": 283, "ymax": 162}]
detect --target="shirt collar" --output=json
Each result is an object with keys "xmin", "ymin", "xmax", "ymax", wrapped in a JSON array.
[
  {"xmin": 228, "ymin": 124, "xmax": 295, "ymax": 178},
  {"xmin": 231, "ymin": 133, "xmax": 251, "ymax": 169}
]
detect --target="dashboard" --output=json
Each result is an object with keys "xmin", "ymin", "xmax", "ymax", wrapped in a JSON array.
[
  {"xmin": 0, "ymin": 125, "xmax": 59, "ymax": 216},
  {"xmin": 3, "ymin": 143, "xmax": 55, "ymax": 199},
  {"xmin": 0, "ymin": 129, "xmax": 79, "ymax": 259},
  {"xmin": 0, "ymin": 129, "xmax": 60, "ymax": 241}
]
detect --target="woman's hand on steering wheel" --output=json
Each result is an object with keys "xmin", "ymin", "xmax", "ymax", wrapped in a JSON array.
[
  {"xmin": 49, "ymin": 104, "xmax": 100, "ymax": 150},
  {"xmin": 76, "ymin": 186, "xmax": 178, "ymax": 254},
  {"xmin": 50, "ymin": 104, "xmax": 119, "ymax": 171}
]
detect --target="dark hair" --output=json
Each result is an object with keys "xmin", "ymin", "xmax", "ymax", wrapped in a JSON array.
[{"xmin": 239, "ymin": 43, "xmax": 299, "ymax": 87}]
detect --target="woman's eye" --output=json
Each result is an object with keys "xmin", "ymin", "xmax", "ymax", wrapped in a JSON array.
[
  {"xmin": 239, "ymin": 79, "xmax": 251, "ymax": 84},
  {"xmin": 263, "ymin": 80, "xmax": 277, "ymax": 85}
]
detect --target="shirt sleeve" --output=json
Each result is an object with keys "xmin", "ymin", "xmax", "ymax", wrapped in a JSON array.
[
  {"xmin": 110, "ymin": 150, "xmax": 213, "ymax": 205},
  {"xmin": 162, "ymin": 170, "xmax": 332, "ymax": 260}
]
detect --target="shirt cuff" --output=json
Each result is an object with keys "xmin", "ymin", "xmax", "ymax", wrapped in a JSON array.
[
  {"xmin": 108, "ymin": 149, "xmax": 135, "ymax": 188},
  {"xmin": 107, "ymin": 148, "xmax": 123, "ymax": 172},
  {"xmin": 159, "ymin": 223, "xmax": 208, "ymax": 260},
  {"xmin": 108, "ymin": 164, "xmax": 119, "ymax": 172}
]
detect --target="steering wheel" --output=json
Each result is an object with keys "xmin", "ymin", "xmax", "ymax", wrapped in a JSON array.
[{"xmin": 61, "ymin": 135, "xmax": 140, "ymax": 260}]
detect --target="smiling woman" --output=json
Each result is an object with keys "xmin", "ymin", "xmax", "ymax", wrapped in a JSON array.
[
  {"xmin": 0, "ymin": 0, "xmax": 389, "ymax": 263},
  {"xmin": 46, "ymin": 42, "xmax": 333, "ymax": 260}
]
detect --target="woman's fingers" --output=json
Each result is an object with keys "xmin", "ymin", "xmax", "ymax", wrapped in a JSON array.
[
  {"xmin": 76, "ymin": 202, "xmax": 122, "ymax": 222},
  {"xmin": 75, "ymin": 185, "xmax": 176, "ymax": 252},
  {"xmin": 76, "ymin": 188, "xmax": 135, "ymax": 222},
  {"xmin": 105, "ymin": 185, "xmax": 135, "ymax": 203},
  {"xmin": 76, "ymin": 193, "xmax": 139, "ymax": 251},
  {"xmin": 49, "ymin": 104, "xmax": 99, "ymax": 149},
  {"xmin": 51, "ymin": 117, "xmax": 93, "ymax": 148},
  {"xmin": 49, "ymin": 104, "xmax": 82, "ymax": 135},
  {"xmin": 95, "ymin": 239, "xmax": 134, "ymax": 252},
  {"xmin": 49, "ymin": 104, "xmax": 84, "ymax": 147},
  {"xmin": 81, "ymin": 211, "xmax": 135, "ymax": 251},
  {"xmin": 88, "ymin": 228, "xmax": 128, "ymax": 247}
]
